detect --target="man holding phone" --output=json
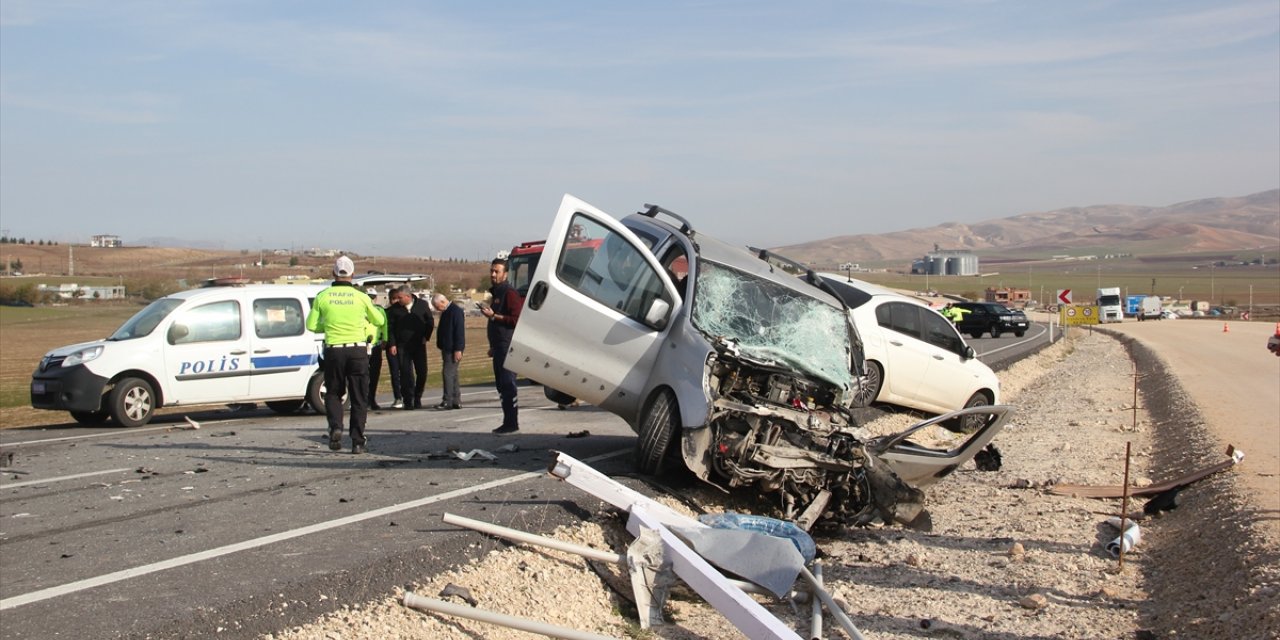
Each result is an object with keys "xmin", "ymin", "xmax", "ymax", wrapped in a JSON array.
[{"xmin": 481, "ymin": 258, "xmax": 522, "ymax": 433}]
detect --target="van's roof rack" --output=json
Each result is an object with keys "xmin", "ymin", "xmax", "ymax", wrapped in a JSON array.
[{"xmin": 638, "ymin": 204, "xmax": 694, "ymax": 236}]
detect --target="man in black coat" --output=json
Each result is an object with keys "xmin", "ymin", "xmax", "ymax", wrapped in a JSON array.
[
  {"xmin": 387, "ymin": 286, "xmax": 434, "ymax": 409},
  {"xmin": 431, "ymin": 293, "xmax": 465, "ymax": 410}
]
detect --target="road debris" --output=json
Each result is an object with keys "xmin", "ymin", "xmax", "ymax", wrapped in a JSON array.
[
  {"xmin": 438, "ymin": 582, "xmax": 477, "ymax": 607},
  {"xmin": 1105, "ymin": 516, "xmax": 1142, "ymax": 558},
  {"xmin": 403, "ymin": 592, "xmax": 615, "ymax": 640},
  {"xmin": 1049, "ymin": 445, "xmax": 1243, "ymax": 498}
]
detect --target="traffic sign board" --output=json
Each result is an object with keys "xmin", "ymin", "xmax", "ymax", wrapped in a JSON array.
[{"xmin": 1057, "ymin": 289, "xmax": 1072, "ymax": 305}]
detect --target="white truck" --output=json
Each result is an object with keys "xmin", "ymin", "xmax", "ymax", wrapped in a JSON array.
[{"xmin": 1096, "ymin": 287, "xmax": 1124, "ymax": 323}]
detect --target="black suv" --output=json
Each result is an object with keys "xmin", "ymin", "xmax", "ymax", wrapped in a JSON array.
[{"xmin": 953, "ymin": 302, "xmax": 1029, "ymax": 338}]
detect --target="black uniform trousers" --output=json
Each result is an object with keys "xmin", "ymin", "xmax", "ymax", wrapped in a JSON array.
[{"xmin": 324, "ymin": 344, "xmax": 370, "ymax": 445}]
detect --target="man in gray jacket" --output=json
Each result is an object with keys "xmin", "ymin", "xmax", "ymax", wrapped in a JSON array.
[{"xmin": 431, "ymin": 293, "xmax": 465, "ymax": 410}]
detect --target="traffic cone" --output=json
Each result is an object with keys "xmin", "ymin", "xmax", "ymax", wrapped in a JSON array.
[{"xmin": 1223, "ymin": 323, "xmax": 1229, "ymax": 333}]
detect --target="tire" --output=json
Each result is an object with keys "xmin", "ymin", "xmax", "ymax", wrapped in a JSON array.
[
  {"xmin": 990, "ymin": 327, "xmax": 1002, "ymax": 339},
  {"xmin": 636, "ymin": 389, "xmax": 680, "ymax": 475},
  {"xmin": 1014, "ymin": 330, "xmax": 1025, "ymax": 338},
  {"xmin": 969, "ymin": 331, "xmax": 983, "ymax": 339},
  {"xmin": 306, "ymin": 373, "xmax": 325, "ymax": 414},
  {"xmin": 266, "ymin": 399, "xmax": 306, "ymax": 414},
  {"xmin": 306, "ymin": 372, "xmax": 348, "ymax": 414},
  {"xmin": 943, "ymin": 391, "xmax": 991, "ymax": 434},
  {"xmin": 109, "ymin": 377, "xmax": 155, "ymax": 427},
  {"xmin": 70, "ymin": 409, "xmax": 110, "ymax": 425},
  {"xmin": 543, "ymin": 387, "xmax": 577, "ymax": 406},
  {"xmin": 851, "ymin": 361, "xmax": 883, "ymax": 408}
]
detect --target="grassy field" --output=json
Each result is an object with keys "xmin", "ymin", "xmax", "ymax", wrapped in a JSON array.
[{"xmin": 0, "ymin": 304, "xmax": 499, "ymax": 428}]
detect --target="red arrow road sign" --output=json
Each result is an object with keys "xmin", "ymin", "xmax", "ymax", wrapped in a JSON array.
[{"xmin": 1057, "ymin": 289, "xmax": 1072, "ymax": 305}]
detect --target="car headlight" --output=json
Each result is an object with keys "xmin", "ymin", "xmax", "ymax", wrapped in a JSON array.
[{"xmin": 63, "ymin": 345, "xmax": 104, "ymax": 367}]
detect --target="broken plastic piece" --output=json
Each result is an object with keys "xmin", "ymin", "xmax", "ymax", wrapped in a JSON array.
[
  {"xmin": 628, "ymin": 506, "xmax": 804, "ymax": 640},
  {"xmin": 628, "ymin": 527, "xmax": 676, "ymax": 629},
  {"xmin": 1104, "ymin": 516, "xmax": 1142, "ymax": 557},
  {"xmin": 453, "ymin": 449, "xmax": 497, "ymax": 461},
  {"xmin": 697, "ymin": 513, "xmax": 816, "ymax": 565},
  {"xmin": 438, "ymin": 582, "xmax": 477, "ymax": 607}
]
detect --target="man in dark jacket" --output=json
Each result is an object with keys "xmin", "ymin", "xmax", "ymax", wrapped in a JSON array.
[
  {"xmin": 481, "ymin": 258, "xmax": 522, "ymax": 433},
  {"xmin": 387, "ymin": 286, "xmax": 434, "ymax": 409},
  {"xmin": 431, "ymin": 293, "xmax": 465, "ymax": 410}
]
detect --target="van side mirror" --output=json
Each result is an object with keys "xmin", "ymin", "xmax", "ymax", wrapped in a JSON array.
[
  {"xmin": 644, "ymin": 298, "xmax": 671, "ymax": 330},
  {"xmin": 964, "ymin": 345, "xmax": 976, "ymax": 360},
  {"xmin": 168, "ymin": 323, "xmax": 190, "ymax": 344}
]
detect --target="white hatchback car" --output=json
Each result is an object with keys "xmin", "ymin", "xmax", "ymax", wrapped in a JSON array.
[{"xmin": 816, "ymin": 275, "xmax": 1000, "ymax": 432}]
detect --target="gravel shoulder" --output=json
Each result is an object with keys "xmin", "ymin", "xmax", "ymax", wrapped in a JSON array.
[{"xmin": 265, "ymin": 329, "xmax": 1279, "ymax": 639}]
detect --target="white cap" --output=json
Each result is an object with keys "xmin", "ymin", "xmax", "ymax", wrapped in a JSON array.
[{"xmin": 334, "ymin": 255, "xmax": 354, "ymax": 277}]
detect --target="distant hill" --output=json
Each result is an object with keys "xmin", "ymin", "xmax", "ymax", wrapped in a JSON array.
[{"xmin": 771, "ymin": 189, "xmax": 1279, "ymax": 267}]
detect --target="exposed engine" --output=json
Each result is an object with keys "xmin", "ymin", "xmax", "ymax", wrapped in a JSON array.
[{"xmin": 698, "ymin": 353, "xmax": 925, "ymax": 530}]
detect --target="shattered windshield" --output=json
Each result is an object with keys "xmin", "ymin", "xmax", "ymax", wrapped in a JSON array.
[{"xmin": 692, "ymin": 260, "xmax": 854, "ymax": 390}]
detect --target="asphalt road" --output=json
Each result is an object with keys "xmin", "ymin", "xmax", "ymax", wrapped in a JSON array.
[
  {"xmin": 0, "ymin": 322, "xmax": 1056, "ymax": 640},
  {"xmin": 0, "ymin": 385, "xmax": 645, "ymax": 639},
  {"xmin": 966, "ymin": 318, "xmax": 1054, "ymax": 371}
]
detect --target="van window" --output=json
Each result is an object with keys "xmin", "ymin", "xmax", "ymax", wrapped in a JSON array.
[
  {"xmin": 254, "ymin": 298, "xmax": 305, "ymax": 339},
  {"xmin": 558, "ymin": 214, "xmax": 670, "ymax": 324},
  {"xmin": 169, "ymin": 301, "xmax": 242, "ymax": 345}
]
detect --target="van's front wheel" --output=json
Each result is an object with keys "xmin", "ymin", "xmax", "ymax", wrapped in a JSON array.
[
  {"xmin": 636, "ymin": 389, "xmax": 679, "ymax": 475},
  {"xmin": 110, "ymin": 378, "xmax": 155, "ymax": 427}
]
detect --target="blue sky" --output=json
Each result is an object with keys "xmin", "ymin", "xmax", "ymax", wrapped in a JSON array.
[{"xmin": 2, "ymin": 1, "xmax": 1277, "ymax": 259}]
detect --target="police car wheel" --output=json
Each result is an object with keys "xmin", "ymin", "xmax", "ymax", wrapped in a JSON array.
[
  {"xmin": 110, "ymin": 378, "xmax": 155, "ymax": 427},
  {"xmin": 306, "ymin": 373, "xmax": 348, "ymax": 413},
  {"xmin": 306, "ymin": 374, "xmax": 326, "ymax": 414},
  {"xmin": 266, "ymin": 399, "xmax": 306, "ymax": 415},
  {"xmin": 70, "ymin": 409, "xmax": 110, "ymax": 425}
]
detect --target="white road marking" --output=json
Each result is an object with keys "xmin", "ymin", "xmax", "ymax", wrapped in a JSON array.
[
  {"xmin": 1, "ymin": 420, "xmax": 238, "ymax": 448},
  {"xmin": 0, "ymin": 448, "xmax": 630, "ymax": 611},
  {"xmin": 0, "ymin": 468, "xmax": 132, "ymax": 490},
  {"xmin": 975, "ymin": 323, "xmax": 1049, "ymax": 358}
]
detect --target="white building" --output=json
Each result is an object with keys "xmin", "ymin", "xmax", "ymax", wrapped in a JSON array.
[
  {"xmin": 90, "ymin": 235, "xmax": 123, "ymax": 248},
  {"xmin": 38, "ymin": 283, "xmax": 127, "ymax": 300}
]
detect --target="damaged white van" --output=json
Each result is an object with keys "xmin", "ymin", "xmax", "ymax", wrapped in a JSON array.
[
  {"xmin": 509, "ymin": 195, "xmax": 1012, "ymax": 529},
  {"xmin": 31, "ymin": 283, "xmax": 327, "ymax": 427}
]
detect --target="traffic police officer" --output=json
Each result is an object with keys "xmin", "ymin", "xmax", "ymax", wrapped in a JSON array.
[{"xmin": 306, "ymin": 256, "xmax": 385, "ymax": 453}]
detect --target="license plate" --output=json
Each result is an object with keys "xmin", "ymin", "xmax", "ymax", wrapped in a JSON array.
[{"xmin": 31, "ymin": 381, "xmax": 46, "ymax": 394}]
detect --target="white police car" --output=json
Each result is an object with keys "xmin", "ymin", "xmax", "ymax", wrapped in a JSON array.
[{"xmin": 31, "ymin": 283, "xmax": 330, "ymax": 427}]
